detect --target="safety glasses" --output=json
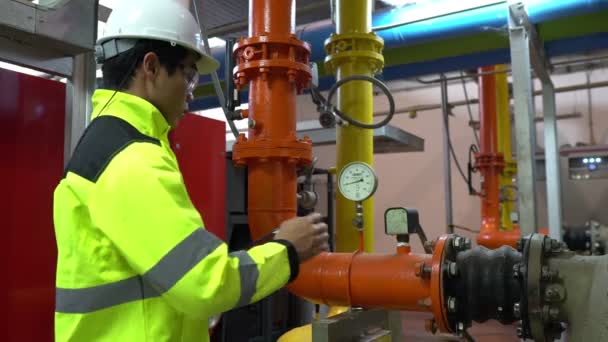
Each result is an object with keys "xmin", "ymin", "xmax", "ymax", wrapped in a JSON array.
[{"xmin": 179, "ymin": 64, "xmax": 200, "ymax": 97}]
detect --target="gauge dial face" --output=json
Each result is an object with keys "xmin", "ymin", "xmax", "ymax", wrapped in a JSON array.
[{"xmin": 338, "ymin": 162, "xmax": 378, "ymax": 202}]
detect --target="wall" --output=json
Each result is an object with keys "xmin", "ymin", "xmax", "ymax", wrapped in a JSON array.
[
  {"xmin": 300, "ymin": 68, "xmax": 607, "ymax": 340},
  {"xmin": 200, "ymin": 65, "xmax": 608, "ymax": 340},
  {"xmin": 296, "ymin": 68, "xmax": 608, "ymax": 254}
]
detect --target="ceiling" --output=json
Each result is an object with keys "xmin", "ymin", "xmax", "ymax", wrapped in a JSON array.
[{"xmin": 98, "ymin": 0, "xmax": 390, "ymax": 39}]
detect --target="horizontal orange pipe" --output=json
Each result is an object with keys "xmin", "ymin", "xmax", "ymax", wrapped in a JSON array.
[
  {"xmin": 477, "ymin": 229, "xmax": 520, "ymax": 249},
  {"xmin": 288, "ymin": 246, "xmax": 433, "ymax": 311},
  {"xmin": 478, "ymin": 226, "xmax": 549, "ymax": 249}
]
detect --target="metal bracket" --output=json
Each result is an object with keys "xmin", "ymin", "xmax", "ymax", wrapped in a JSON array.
[
  {"xmin": 508, "ymin": 1, "xmax": 563, "ymax": 239},
  {"xmin": 508, "ymin": 3, "xmax": 552, "ymax": 82}
]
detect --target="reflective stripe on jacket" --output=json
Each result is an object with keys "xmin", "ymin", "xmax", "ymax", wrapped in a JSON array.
[{"xmin": 54, "ymin": 89, "xmax": 298, "ymax": 341}]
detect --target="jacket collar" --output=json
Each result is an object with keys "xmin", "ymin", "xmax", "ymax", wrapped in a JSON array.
[{"xmin": 91, "ymin": 89, "xmax": 170, "ymax": 139}]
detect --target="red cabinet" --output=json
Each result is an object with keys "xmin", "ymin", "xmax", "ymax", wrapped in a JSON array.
[
  {"xmin": 170, "ymin": 113, "xmax": 227, "ymax": 241},
  {"xmin": 0, "ymin": 68, "xmax": 65, "ymax": 341}
]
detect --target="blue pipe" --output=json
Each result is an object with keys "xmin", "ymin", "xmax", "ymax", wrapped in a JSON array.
[
  {"xmin": 190, "ymin": 31, "xmax": 608, "ymax": 111},
  {"xmin": 193, "ymin": 0, "xmax": 608, "ymax": 110}
]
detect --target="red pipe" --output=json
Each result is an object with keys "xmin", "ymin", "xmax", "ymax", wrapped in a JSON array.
[
  {"xmin": 476, "ymin": 66, "xmax": 506, "ymax": 248},
  {"xmin": 232, "ymin": 0, "xmax": 312, "ymax": 239}
]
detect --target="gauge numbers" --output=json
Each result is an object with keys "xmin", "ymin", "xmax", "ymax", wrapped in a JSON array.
[{"xmin": 338, "ymin": 162, "xmax": 378, "ymax": 202}]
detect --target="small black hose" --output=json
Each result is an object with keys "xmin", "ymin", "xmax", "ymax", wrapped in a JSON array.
[{"xmin": 325, "ymin": 75, "xmax": 395, "ymax": 129}]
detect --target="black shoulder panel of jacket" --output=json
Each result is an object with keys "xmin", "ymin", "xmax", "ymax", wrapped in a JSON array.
[{"xmin": 64, "ymin": 116, "xmax": 160, "ymax": 182}]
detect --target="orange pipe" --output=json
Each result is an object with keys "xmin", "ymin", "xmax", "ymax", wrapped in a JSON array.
[
  {"xmin": 478, "ymin": 226, "xmax": 549, "ymax": 249},
  {"xmin": 288, "ymin": 245, "xmax": 433, "ymax": 311},
  {"xmin": 477, "ymin": 229, "xmax": 521, "ymax": 249},
  {"xmin": 237, "ymin": 0, "xmax": 445, "ymax": 328},
  {"xmin": 479, "ymin": 66, "xmax": 498, "ymax": 155},
  {"xmin": 232, "ymin": 0, "xmax": 312, "ymax": 239},
  {"xmin": 248, "ymin": 0, "xmax": 294, "ymax": 36},
  {"xmin": 476, "ymin": 66, "xmax": 505, "ymax": 248}
]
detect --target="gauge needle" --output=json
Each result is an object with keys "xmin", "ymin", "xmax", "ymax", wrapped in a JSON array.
[{"xmin": 344, "ymin": 179, "xmax": 363, "ymax": 186}]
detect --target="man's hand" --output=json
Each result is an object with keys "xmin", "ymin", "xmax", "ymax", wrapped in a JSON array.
[{"xmin": 274, "ymin": 213, "xmax": 329, "ymax": 262}]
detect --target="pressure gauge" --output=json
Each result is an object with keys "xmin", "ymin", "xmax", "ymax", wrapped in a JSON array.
[{"xmin": 338, "ymin": 161, "xmax": 378, "ymax": 202}]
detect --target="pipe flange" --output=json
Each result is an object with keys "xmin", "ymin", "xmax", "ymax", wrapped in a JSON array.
[
  {"xmin": 233, "ymin": 35, "xmax": 312, "ymax": 92},
  {"xmin": 474, "ymin": 152, "xmax": 505, "ymax": 171},
  {"xmin": 430, "ymin": 234, "xmax": 478, "ymax": 335},
  {"xmin": 324, "ymin": 32, "xmax": 384, "ymax": 75},
  {"xmin": 503, "ymin": 160, "xmax": 517, "ymax": 177},
  {"xmin": 519, "ymin": 234, "xmax": 567, "ymax": 341},
  {"xmin": 429, "ymin": 235, "xmax": 456, "ymax": 334},
  {"xmin": 232, "ymin": 137, "xmax": 313, "ymax": 168}
]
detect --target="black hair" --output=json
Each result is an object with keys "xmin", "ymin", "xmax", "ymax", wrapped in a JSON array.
[{"xmin": 101, "ymin": 39, "xmax": 190, "ymax": 90}]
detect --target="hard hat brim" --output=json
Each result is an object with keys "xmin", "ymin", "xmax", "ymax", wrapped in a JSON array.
[{"xmin": 196, "ymin": 53, "xmax": 220, "ymax": 74}]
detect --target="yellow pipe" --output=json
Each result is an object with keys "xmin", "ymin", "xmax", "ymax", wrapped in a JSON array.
[
  {"xmin": 276, "ymin": 306, "xmax": 349, "ymax": 342},
  {"xmin": 279, "ymin": 3, "xmax": 383, "ymax": 340},
  {"xmin": 329, "ymin": 0, "xmax": 384, "ymax": 252},
  {"xmin": 495, "ymin": 65, "xmax": 517, "ymax": 231}
]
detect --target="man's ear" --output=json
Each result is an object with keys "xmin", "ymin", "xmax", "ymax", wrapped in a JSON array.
[{"xmin": 142, "ymin": 52, "xmax": 160, "ymax": 80}]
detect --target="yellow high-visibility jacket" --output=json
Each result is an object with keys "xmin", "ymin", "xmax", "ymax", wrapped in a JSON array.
[{"xmin": 53, "ymin": 90, "xmax": 298, "ymax": 341}]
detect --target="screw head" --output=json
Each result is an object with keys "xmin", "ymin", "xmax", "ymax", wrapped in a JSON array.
[
  {"xmin": 517, "ymin": 326, "xmax": 524, "ymax": 338},
  {"xmin": 452, "ymin": 237, "xmax": 471, "ymax": 251},
  {"xmin": 541, "ymin": 266, "xmax": 558, "ymax": 281},
  {"xmin": 513, "ymin": 263, "xmax": 522, "ymax": 279},
  {"xmin": 448, "ymin": 297, "xmax": 457, "ymax": 312},
  {"xmin": 462, "ymin": 238, "xmax": 471, "ymax": 250},
  {"xmin": 513, "ymin": 302, "xmax": 521, "ymax": 319},
  {"xmin": 448, "ymin": 262, "xmax": 458, "ymax": 278},
  {"xmin": 549, "ymin": 306, "xmax": 560, "ymax": 320},
  {"xmin": 416, "ymin": 263, "xmax": 432, "ymax": 278}
]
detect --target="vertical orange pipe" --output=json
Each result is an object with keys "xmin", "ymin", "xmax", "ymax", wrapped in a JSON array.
[
  {"xmin": 232, "ymin": 0, "xmax": 312, "ymax": 239},
  {"xmin": 249, "ymin": 0, "xmax": 295, "ymax": 35},
  {"xmin": 238, "ymin": 0, "xmax": 442, "ymax": 324},
  {"xmin": 476, "ymin": 66, "xmax": 507, "ymax": 248},
  {"xmin": 479, "ymin": 66, "xmax": 500, "ymax": 230}
]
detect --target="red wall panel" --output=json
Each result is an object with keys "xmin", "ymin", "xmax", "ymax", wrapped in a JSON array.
[
  {"xmin": 0, "ymin": 68, "xmax": 65, "ymax": 341},
  {"xmin": 170, "ymin": 114, "xmax": 227, "ymax": 241}
]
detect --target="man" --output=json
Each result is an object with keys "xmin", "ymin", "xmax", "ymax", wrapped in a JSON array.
[{"xmin": 53, "ymin": 1, "xmax": 328, "ymax": 341}]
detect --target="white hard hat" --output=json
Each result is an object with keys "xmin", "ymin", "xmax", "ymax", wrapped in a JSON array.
[{"xmin": 96, "ymin": 0, "xmax": 219, "ymax": 74}]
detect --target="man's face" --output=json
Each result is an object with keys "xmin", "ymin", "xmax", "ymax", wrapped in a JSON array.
[{"xmin": 149, "ymin": 52, "xmax": 199, "ymax": 127}]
